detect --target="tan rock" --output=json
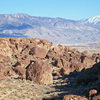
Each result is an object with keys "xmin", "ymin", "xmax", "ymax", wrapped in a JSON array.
[
  {"xmin": 0, "ymin": 54, "xmax": 12, "ymax": 64},
  {"xmin": 92, "ymin": 95, "xmax": 100, "ymax": 100},
  {"xmin": 81, "ymin": 56, "xmax": 95, "ymax": 69},
  {"xmin": 0, "ymin": 63, "xmax": 13, "ymax": 80},
  {"xmin": 29, "ymin": 47, "xmax": 48, "ymax": 58},
  {"xmin": 63, "ymin": 95, "xmax": 87, "ymax": 100},
  {"xmin": 89, "ymin": 89, "xmax": 98, "ymax": 100},
  {"xmin": 0, "ymin": 38, "xmax": 12, "ymax": 59},
  {"xmin": 26, "ymin": 60, "xmax": 53, "ymax": 84},
  {"xmin": 53, "ymin": 58, "xmax": 63, "ymax": 68},
  {"xmin": 12, "ymin": 65, "xmax": 26, "ymax": 77}
]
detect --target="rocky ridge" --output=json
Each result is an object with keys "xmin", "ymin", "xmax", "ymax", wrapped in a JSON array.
[{"xmin": 0, "ymin": 38, "xmax": 100, "ymax": 99}]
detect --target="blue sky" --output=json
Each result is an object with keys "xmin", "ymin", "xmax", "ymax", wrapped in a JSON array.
[{"xmin": 0, "ymin": 0, "xmax": 100, "ymax": 20}]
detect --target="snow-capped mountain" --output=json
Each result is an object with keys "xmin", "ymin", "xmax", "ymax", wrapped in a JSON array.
[
  {"xmin": 87, "ymin": 15, "xmax": 100, "ymax": 24},
  {"xmin": 0, "ymin": 13, "xmax": 100, "ymax": 44}
]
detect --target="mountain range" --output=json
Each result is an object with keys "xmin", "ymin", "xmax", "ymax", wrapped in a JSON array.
[{"xmin": 0, "ymin": 13, "xmax": 100, "ymax": 44}]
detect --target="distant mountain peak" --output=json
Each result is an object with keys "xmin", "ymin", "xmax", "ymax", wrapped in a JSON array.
[
  {"xmin": 0, "ymin": 13, "xmax": 31, "ymax": 19},
  {"xmin": 0, "ymin": 13, "xmax": 100, "ymax": 44},
  {"xmin": 11, "ymin": 13, "xmax": 29, "ymax": 17},
  {"xmin": 88, "ymin": 15, "xmax": 100, "ymax": 24}
]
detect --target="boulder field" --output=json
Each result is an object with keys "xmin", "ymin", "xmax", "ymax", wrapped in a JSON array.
[{"xmin": 0, "ymin": 38, "xmax": 100, "ymax": 99}]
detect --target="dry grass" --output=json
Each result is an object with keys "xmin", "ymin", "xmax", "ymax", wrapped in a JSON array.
[{"xmin": 0, "ymin": 76, "xmax": 58, "ymax": 100}]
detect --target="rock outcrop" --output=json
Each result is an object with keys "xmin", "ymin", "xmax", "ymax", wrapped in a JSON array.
[
  {"xmin": 26, "ymin": 60, "xmax": 53, "ymax": 84},
  {"xmin": 0, "ymin": 38, "xmax": 98, "ymax": 81},
  {"xmin": 0, "ymin": 38, "xmax": 53, "ymax": 81},
  {"xmin": 1, "ymin": 38, "xmax": 100, "ymax": 99}
]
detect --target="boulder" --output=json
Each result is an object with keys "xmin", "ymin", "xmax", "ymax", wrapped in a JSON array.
[
  {"xmin": 0, "ymin": 63, "xmax": 13, "ymax": 80},
  {"xmin": 0, "ymin": 38, "xmax": 12, "ymax": 59},
  {"xmin": 56, "ymin": 58, "xmax": 63, "ymax": 68},
  {"xmin": 92, "ymin": 53, "xmax": 100, "ymax": 63},
  {"xmin": 9, "ymin": 38, "xmax": 31, "ymax": 57},
  {"xmin": 83, "ymin": 57, "xmax": 95, "ymax": 68},
  {"xmin": 46, "ymin": 45, "xmax": 67, "ymax": 59},
  {"xmin": 46, "ymin": 49, "xmax": 58, "ymax": 59},
  {"xmin": 26, "ymin": 60, "xmax": 53, "ymax": 84},
  {"xmin": 29, "ymin": 47, "xmax": 48, "ymax": 58},
  {"xmin": 92, "ymin": 95, "xmax": 100, "ymax": 100},
  {"xmin": 59, "ymin": 57, "xmax": 82, "ymax": 75},
  {"xmin": 12, "ymin": 65, "xmax": 26, "ymax": 77},
  {"xmin": 53, "ymin": 45, "xmax": 65, "ymax": 55},
  {"xmin": 88, "ymin": 89, "xmax": 98, "ymax": 100},
  {"xmin": 0, "ymin": 54, "xmax": 12, "ymax": 64},
  {"xmin": 31, "ymin": 38, "xmax": 52, "ymax": 50},
  {"xmin": 60, "ymin": 59, "xmax": 72, "ymax": 75},
  {"xmin": 63, "ymin": 95, "xmax": 87, "ymax": 100},
  {"xmin": 16, "ymin": 54, "xmax": 31, "ymax": 68},
  {"xmin": 52, "ymin": 58, "xmax": 63, "ymax": 68},
  {"xmin": 0, "ymin": 74, "xmax": 6, "ymax": 80}
]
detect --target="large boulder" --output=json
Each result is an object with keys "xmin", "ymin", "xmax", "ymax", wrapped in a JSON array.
[
  {"xmin": 29, "ymin": 47, "xmax": 48, "ymax": 58},
  {"xmin": 26, "ymin": 60, "xmax": 53, "ymax": 84}
]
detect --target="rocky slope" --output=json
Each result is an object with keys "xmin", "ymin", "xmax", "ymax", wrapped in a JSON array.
[
  {"xmin": 0, "ymin": 14, "xmax": 100, "ymax": 44},
  {"xmin": 0, "ymin": 38, "xmax": 100, "ymax": 100}
]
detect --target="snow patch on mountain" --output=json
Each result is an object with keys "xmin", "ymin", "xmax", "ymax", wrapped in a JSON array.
[{"xmin": 88, "ymin": 15, "xmax": 100, "ymax": 24}]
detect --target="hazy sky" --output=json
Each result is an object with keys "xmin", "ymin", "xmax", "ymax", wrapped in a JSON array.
[{"xmin": 0, "ymin": 0, "xmax": 100, "ymax": 20}]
